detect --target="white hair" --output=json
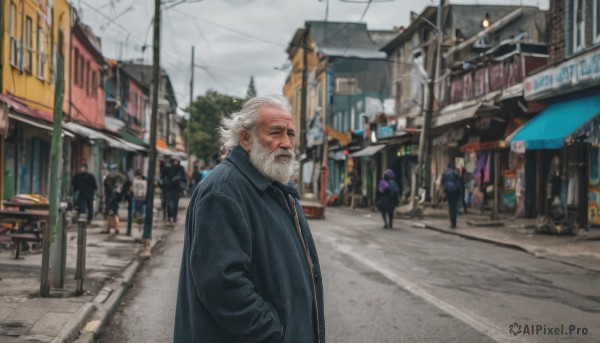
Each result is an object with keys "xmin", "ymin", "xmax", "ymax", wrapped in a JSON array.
[{"xmin": 219, "ymin": 94, "xmax": 291, "ymax": 160}]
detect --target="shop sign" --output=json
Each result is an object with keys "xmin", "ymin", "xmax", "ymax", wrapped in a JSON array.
[
  {"xmin": 511, "ymin": 140, "xmax": 526, "ymax": 153},
  {"xmin": 524, "ymin": 49, "xmax": 600, "ymax": 100},
  {"xmin": 377, "ymin": 125, "xmax": 395, "ymax": 139}
]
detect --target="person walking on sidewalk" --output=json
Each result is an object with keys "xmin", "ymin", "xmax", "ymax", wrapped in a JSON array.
[
  {"xmin": 103, "ymin": 165, "xmax": 127, "ymax": 234},
  {"xmin": 442, "ymin": 162, "xmax": 461, "ymax": 229},
  {"xmin": 161, "ymin": 157, "xmax": 187, "ymax": 224},
  {"xmin": 72, "ymin": 162, "xmax": 97, "ymax": 224},
  {"xmin": 376, "ymin": 169, "xmax": 400, "ymax": 229},
  {"xmin": 175, "ymin": 94, "xmax": 325, "ymax": 343},
  {"xmin": 132, "ymin": 170, "xmax": 147, "ymax": 225}
]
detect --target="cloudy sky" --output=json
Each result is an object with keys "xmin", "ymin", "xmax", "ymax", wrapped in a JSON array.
[{"xmin": 78, "ymin": 0, "xmax": 549, "ymax": 108}]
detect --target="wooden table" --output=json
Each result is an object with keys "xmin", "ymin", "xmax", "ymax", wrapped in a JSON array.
[
  {"xmin": 2, "ymin": 201, "xmax": 50, "ymax": 211},
  {"xmin": 0, "ymin": 209, "xmax": 49, "ymax": 259}
]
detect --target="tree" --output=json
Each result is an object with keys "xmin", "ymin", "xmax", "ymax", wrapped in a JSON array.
[
  {"xmin": 188, "ymin": 90, "xmax": 243, "ymax": 163},
  {"xmin": 246, "ymin": 76, "xmax": 257, "ymax": 100}
]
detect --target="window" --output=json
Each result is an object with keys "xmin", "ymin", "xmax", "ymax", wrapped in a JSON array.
[
  {"xmin": 86, "ymin": 61, "xmax": 91, "ymax": 95},
  {"xmin": 73, "ymin": 48, "xmax": 79, "ymax": 85},
  {"xmin": 595, "ymin": 0, "xmax": 600, "ymax": 43},
  {"xmin": 573, "ymin": 0, "xmax": 585, "ymax": 52},
  {"xmin": 37, "ymin": 17, "xmax": 45, "ymax": 80},
  {"xmin": 79, "ymin": 55, "xmax": 84, "ymax": 86},
  {"xmin": 24, "ymin": 16, "xmax": 33, "ymax": 73},
  {"xmin": 91, "ymin": 71, "xmax": 97, "ymax": 97},
  {"xmin": 9, "ymin": 3, "xmax": 18, "ymax": 66}
]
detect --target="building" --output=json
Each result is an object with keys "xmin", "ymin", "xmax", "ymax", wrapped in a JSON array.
[
  {"xmin": 118, "ymin": 63, "xmax": 182, "ymax": 173},
  {"xmin": 284, "ymin": 21, "xmax": 394, "ymax": 207},
  {"xmin": 514, "ymin": 0, "xmax": 600, "ymax": 228},
  {"xmin": 381, "ymin": 4, "xmax": 548, "ymax": 211},
  {"xmin": 0, "ymin": 0, "xmax": 71, "ymax": 199}
]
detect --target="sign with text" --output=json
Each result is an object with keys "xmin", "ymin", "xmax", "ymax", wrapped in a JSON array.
[{"xmin": 524, "ymin": 48, "xmax": 600, "ymax": 100}]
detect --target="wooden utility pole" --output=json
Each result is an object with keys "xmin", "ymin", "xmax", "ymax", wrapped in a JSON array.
[
  {"xmin": 298, "ymin": 28, "xmax": 308, "ymax": 195},
  {"xmin": 188, "ymin": 46, "xmax": 194, "ymax": 174},
  {"xmin": 43, "ymin": 32, "xmax": 65, "ymax": 296},
  {"xmin": 412, "ymin": 0, "xmax": 443, "ymax": 211},
  {"xmin": 142, "ymin": 0, "xmax": 161, "ymax": 255}
]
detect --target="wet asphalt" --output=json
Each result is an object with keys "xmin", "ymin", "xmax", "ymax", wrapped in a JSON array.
[{"xmin": 98, "ymin": 201, "xmax": 600, "ymax": 342}]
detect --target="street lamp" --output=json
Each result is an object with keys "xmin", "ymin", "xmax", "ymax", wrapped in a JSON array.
[{"xmin": 482, "ymin": 12, "xmax": 491, "ymax": 29}]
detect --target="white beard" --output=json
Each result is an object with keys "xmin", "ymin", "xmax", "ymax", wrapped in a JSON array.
[{"xmin": 249, "ymin": 136, "xmax": 298, "ymax": 184}]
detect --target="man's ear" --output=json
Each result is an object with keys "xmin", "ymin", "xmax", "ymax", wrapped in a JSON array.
[{"xmin": 240, "ymin": 130, "xmax": 252, "ymax": 152}]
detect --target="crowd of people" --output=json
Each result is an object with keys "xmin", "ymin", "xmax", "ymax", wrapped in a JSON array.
[{"xmin": 70, "ymin": 156, "xmax": 215, "ymax": 234}]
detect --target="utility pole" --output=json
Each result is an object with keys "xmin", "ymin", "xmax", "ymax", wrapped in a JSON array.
[
  {"xmin": 412, "ymin": 0, "xmax": 443, "ymax": 212},
  {"xmin": 188, "ymin": 46, "xmax": 194, "ymax": 174},
  {"xmin": 44, "ymin": 31, "xmax": 65, "ymax": 295},
  {"xmin": 142, "ymin": 0, "xmax": 161, "ymax": 256},
  {"xmin": 299, "ymin": 27, "xmax": 308, "ymax": 195}
]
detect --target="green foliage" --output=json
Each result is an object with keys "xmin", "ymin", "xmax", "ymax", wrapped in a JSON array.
[{"xmin": 188, "ymin": 90, "xmax": 244, "ymax": 163}]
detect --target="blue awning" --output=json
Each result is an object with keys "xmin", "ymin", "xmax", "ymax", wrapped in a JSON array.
[{"xmin": 511, "ymin": 95, "xmax": 600, "ymax": 150}]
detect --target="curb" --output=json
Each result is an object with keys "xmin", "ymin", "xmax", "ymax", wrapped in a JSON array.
[
  {"xmin": 69, "ymin": 226, "xmax": 174, "ymax": 343},
  {"xmin": 415, "ymin": 222, "xmax": 529, "ymax": 253},
  {"xmin": 414, "ymin": 221, "xmax": 600, "ymax": 273},
  {"xmin": 50, "ymin": 302, "xmax": 97, "ymax": 343}
]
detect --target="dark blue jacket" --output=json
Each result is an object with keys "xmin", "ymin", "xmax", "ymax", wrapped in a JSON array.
[{"xmin": 174, "ymin": 146, "xmax": 325, "ymax": 343}]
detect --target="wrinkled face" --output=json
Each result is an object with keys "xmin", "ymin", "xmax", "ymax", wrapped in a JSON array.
[{"xmin": 241, "ymin": 105, "xmax": 297, "ymax": 183}]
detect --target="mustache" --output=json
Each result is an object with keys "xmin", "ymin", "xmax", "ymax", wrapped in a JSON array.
[{"xmin": 273, "ymin": 149, "xmax": 294, "ymax": 158}]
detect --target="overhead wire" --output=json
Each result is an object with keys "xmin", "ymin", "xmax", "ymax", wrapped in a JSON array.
[{"xmin": 171, "ymin": 9, "xmax": 288, "ymax": 48}]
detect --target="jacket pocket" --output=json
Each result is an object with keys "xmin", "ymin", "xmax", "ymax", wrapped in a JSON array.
[{"xmin": 274, "ymin": 305, "xmax": 287, "ymax": 342}]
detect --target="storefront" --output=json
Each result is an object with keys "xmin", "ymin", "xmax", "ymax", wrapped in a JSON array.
[
  {"xmin": 348, "ymin": 144, "xmax": 385, "ymax": 207},
  {"xmin": 511, "ymin": 94, "xmax": 600, "ymax": 227}
]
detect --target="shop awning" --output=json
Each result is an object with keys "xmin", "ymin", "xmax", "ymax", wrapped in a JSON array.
[
  {"xmin": 432, "ymin": 104, "xmax": 481, "ymax": 128},
  {"xmin": 119, "ymin": 129, "xmax": 147, "ymax": 148},
  {"xmin": 8, "ymin": 113, "xmax": 75, "ymax": 137},
  {"xmin": 510, "ymin": 95, "xmax": 600, "ymax": 150},
  {"xmin": 0, "ymin": 93, "xmax": 52, "ymax": 122},
  {"xmin": 63, "ymin": 122, "xmax": 135, "ymax": 151},
  {"xmin": 348, "ymin": 144, "xmax": 385, "ymax": 158},
  {"xmin": 460, "ymin": 141, "xmax": 501, "ymax": 152}
]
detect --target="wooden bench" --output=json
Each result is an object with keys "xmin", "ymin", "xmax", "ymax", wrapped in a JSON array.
[
  {"xmin": 0, "ymin": 210, "xmax": 49, "ymax": 259},
  {"xmin": 10, "ymin": 232, "xmax": 42, "ymax": 259}
]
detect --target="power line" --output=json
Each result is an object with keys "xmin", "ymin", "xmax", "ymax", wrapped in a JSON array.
[
  {"xmin": 171, "ymin": 9, "xmax": 288, "ymax": 48},
  {"xmin": 359, "ymin": 0, "xmax": 373, "ymax": 22}
]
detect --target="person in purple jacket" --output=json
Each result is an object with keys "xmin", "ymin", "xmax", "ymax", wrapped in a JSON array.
[{"xmin": 174, "ymin": 94, "xmax": 325, "ymax": 343}]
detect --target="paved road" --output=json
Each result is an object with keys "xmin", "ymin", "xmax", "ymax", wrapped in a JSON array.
[
  {"xmin": 98, "ymin": 204, "xmax": 600, "ymax": 342},
  {"xmin": 97, "ymin": 202, "xmax": 186, "ymax": 343}
]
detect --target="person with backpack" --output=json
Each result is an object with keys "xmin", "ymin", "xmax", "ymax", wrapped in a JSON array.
[
  {"xmin": 442, "ymin": 161, "xmax": 461, "ymax": 229},
  {"xmin": 103, "ymin": 164, "xmax": 128, "ymax": 234},
  {"xmin": 376, "ymin": 169, "xmax": 400, "ymax": 229}
]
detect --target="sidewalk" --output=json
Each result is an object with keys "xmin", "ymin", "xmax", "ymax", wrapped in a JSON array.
[
  {"xmin": 339, "ymin": 203, "xmax": 600, "ymax": 273},
  {"xmin": 0, "ymin": 197, "xmax": 187, "ymax": 343}
]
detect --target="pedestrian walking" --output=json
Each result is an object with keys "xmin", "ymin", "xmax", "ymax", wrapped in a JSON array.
[
  {"xmin": 190, "ymin": 164, "xmax": 202, "ymax": 192},
  {"xmin": 174, "ymin": 94, "xmax": 325, "ymax": 343},
  {"xmin": 103, "ymin": 164, "xmax": 127, "ymax": 234},
  {"xmin": 161, "ymin": 157, "xmax": 187, "ymax": 224},
  {"xmin": 72, "ymin": 162, "xmax": 97, "ymax": 224},
  {"xmin": 442, "ymin": 162, "xmax": 461, "ymax": 229},
  {"xmin": 376, "ymin": 169, "xmax": 400, "ymax": 229},
  {"xmin": 132, "ymin": 170, "xmax": 147, "ymax": 225}
]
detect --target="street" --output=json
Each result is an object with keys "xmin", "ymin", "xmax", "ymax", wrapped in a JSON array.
[{"xmin": 97, "ymin": 203, "xmax": 600, "ymax": 342}]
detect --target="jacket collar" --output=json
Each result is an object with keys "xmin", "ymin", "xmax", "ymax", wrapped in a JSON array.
[{"xmin": 227, "ymin": 145, "xmax": 299, "ymax": 199}]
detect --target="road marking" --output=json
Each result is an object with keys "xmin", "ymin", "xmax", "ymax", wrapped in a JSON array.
[{"xmin": 329, "ymin": 240, "xmax": 516, "ymax": 343}]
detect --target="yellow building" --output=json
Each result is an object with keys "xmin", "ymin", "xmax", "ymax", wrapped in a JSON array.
[{"xmin": 0, "ymin": 0, "xmax": 71, "ymax": 198}]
